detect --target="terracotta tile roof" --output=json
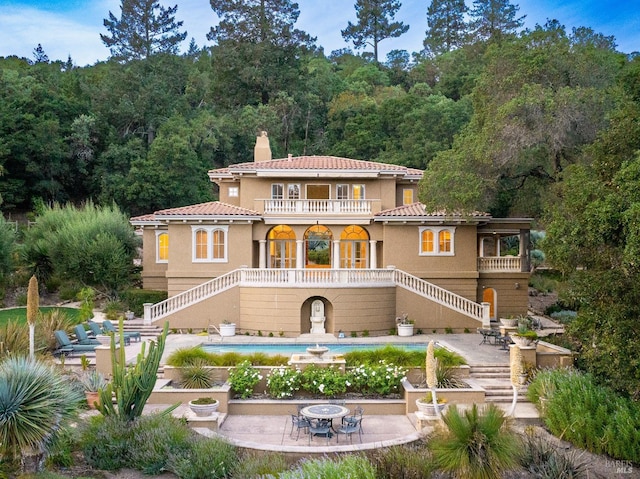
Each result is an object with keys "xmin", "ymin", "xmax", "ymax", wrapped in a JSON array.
[
  {"xmin": 154, "ymin": 202, "xmax": 260, "ymax": 218},
  {"xmin": 130, "ymin": 202, "xmax": 261, "ymax": 223},
  {"xmin": 129, "ymin": 213, "xmax": 156, "ymax": 223},
  {"xmin": 209, "ymin": 156, "xmax": 423, "ymax": 177},
  {"xmin": 375, "ymin": 202, "xmax": 491, "ymax": 219}
]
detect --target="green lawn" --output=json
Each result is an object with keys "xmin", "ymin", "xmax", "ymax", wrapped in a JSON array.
[{"xmin": 0, "ymin": 307, "xmax": 82, "ymax": 326}]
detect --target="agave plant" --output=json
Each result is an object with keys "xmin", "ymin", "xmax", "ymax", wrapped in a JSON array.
[
  {"xmin": 179, "ymin": 359, "xmax": 217, "ymax": 389},
  {"xmin": 0, "ymin": 356, "xmax": 83, "ymax": 473},
  {"xmin": 429, "ymin": 403, "xmax": 521, "ymax": 479}
]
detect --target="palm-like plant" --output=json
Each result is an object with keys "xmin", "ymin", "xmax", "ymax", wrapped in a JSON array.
[
  {"xmin": 429, "ymin": 403, "xmax": 521, "ymax": 479},
  {"xmin": 0, "ymin": 356, "xmax": 83, "ymax": 473}
]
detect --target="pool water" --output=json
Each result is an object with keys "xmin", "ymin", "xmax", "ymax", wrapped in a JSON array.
[{"xmin": 201, "ymin": 342, "xmax": 428, "ymax": 355}]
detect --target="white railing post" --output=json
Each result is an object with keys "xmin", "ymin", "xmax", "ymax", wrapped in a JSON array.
[
  {"xmin": 481, "ymin": 302, "xmax": 491, "ymax": 327},
  {"xmin": 143, "ymin": 303, "xmax": 152, "ymax": 326}
]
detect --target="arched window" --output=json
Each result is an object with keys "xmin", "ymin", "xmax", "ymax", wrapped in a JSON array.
[
  {"xmin": 268, "ymin": 225, "xmax": 296, "ymax": 268},
  {"xmin": 340, "ymin": 225, "xmax": 369, "ymax": 268},
  {"xmin": 304, "ymin": 225, "xmax": 332, "ymax": 268},
  {"xmin": 439, "ymin": 230, "xmax": 451, "ymax": 253},
  {"xmin": 156, "ymin": 232, "xmax": 169, "ymax": 262},
  {"xmin": 421, "ymin": 230, "xmax": 434, "ymax": 253},
  {"xmin": 419, "ymin": 227, "xmax": 455, "ymax": 255},
  {"xmin": 192, "ymin": 226, "xmax": 229, "ymax": 262}
]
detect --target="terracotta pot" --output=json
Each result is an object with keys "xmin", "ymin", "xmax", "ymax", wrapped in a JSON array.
[{"xmin": 85, "ymin": 391, "xmax": 100, "ymax": 409}]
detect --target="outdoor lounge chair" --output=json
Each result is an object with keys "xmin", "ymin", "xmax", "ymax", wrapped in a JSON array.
[
  {"xmin": 102, "ymin": 319, "xmax": 142, "ymax": 342},
  {"xmin": 54, "ymin": 330, "xmax": 98, "ymax": 355},
  {"xmin": 87, "ymin": 320, "xmax": 130, "ymax": 345},
  {"xmin": 73, "ymin": 325, "xmax": 101, "ymax": 345}
]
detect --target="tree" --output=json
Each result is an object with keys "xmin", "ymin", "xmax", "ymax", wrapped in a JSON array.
[
  {"xmin": 32, "ymin": 44, "xmax": 49, "ymax": 64},
  {"xmin": 469, "ymin": 0, "xmax": 525, "ymax": 43},
  {"xmin": 26, "ymin": 275, "xmax": 39, "ymax": 359},
  {"xmin": 423, "ymin": 0, "xmax": 469, "ymax": 56},
  {"xmin": 342, "ymin": 0, "xmax": 409, "ymax": 63},
  {"xmin": 0, "ymin": 217, "xmax": 15, "ymax": 285},
  {"xmin": 0, "ymin": 357, "xmax": 83, "ymax": 474},
  {"xmin": 101, "ymin": 0, "xmax": 187, "ymax": 61},
  {"xmin": 207, "ymin": 0, "xmax": 315, "ymax": 105}
]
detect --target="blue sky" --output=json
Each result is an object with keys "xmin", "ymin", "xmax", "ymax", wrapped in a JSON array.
[{"xmin": 0, "ymin": 0, "xmax": 638, "ymax": 67}]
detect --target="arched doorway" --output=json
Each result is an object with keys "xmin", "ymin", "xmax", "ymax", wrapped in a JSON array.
[
  {"xmin": 482, "ymin": 288, "xmax": 497, "ymax": 321},
  {"xmin": 268, "ymin": 225, "xmax": 296, "ymax": 268},
  {"xmin": 304, "ymin": 225, "xmax": 332, "ymax": 268},
  {"xmin": 340, "ymin": 225, "xmax": 369, "ymax": 268}
]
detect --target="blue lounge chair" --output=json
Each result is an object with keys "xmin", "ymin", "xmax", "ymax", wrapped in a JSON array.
[
  {"xmin": 74, "ymin": 325, "xmax": 101, "ymax": 345},
  {"xmin": 86, "ymin": 320, "xmax": 102, "ymax": 337},
  {"xmin": 54, "ymin": 330, "xmax": 98, "ymax": 356},
  {"xmin": 102, "ymin": 319, "xmax": 142, "ymax": 342}
]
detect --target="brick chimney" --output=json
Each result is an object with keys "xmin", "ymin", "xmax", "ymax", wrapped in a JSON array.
[{"xmin": 254, "ymin": 131, "xmax": 272, "ymax": 162}]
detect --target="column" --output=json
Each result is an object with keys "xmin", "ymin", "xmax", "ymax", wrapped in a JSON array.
[
  {"xmin": 296, "ymin": 240, "xmax": 304, "ymax": 269},
  {"xmin": 259, "ymin": 240, "xmax": 266, "ymax": 269},
  {"xmin": 333, "ymin": 240, "xmax": 341, "ymax": 268},
  {"xmin": 369, "ymin": 240, "xmax": 377, "ymax": 269}
]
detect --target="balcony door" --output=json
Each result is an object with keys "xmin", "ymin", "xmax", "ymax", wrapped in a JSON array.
[{"xmin": 306, "ymin": 184, "xmax": 330, "ymax": 200}]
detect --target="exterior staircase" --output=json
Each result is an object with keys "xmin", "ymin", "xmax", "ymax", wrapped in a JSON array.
[
  {"xmin": 469, "ymin": 365, "xmax": 530, "ymax": 403},
  {"xmin": 121, "ymin": 318, "xmax": 162, "ymax": 339}
]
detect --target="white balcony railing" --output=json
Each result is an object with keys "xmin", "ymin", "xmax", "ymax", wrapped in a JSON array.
[
  {"xmin": 263, "ymin": 199, "xmax": 372, "ymax": 215},
  {"xmin": 477, "ymin": 256, "xmax": 522, "ymax": 272}
]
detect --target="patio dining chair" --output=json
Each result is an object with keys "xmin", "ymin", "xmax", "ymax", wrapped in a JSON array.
[
  {"xmin": 343, "ymin": 405, "xmax": 364, "ymax": 433},
  {"xmin": 308, "ymin": 418, "xmax": 332, "ymax": 445},
  {"xmin": 336, "ymin": 416, "xmax": 362, "ymax": 444},
  {"xmin": 289, "ymin": 414, "xmax": 310, "ymax": 440}
]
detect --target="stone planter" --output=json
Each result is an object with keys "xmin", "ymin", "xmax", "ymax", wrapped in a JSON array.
[
  {"xmin": 415, "ymin": 399, "xmax": 446, "ymax": 416},
  {"xmin": 511, "ymin": 335, "xmax": 534, "ymax": 347},
  {"xmin": 188, "ymin": 399, "xmax": 220, "ymax": 417},
  {"xmin": 397, "ymin": 324, "xmax": 414, "ymax": 337},
  {"xmin": 500, "ymin": 318, "xmax": 518, "ymax": 328},
  {"xmin": 96, "ymin": 334, "xmax": 116, "ymax": 346},
  {"xmin": 219, "ymin": 323, "xmax": 236, "ymax": 337}
]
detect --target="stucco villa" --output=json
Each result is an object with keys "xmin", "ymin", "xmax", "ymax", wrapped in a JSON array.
[{"xmin": 131, "ymin": 132, "xmax": 531, "ymax": 336}]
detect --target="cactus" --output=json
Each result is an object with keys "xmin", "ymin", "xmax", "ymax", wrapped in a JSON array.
[
  {"xmin": 508, "ymin": 345, "xmax": 523, "ymax": 416},
  {"xmin": 426, "ymin": 340, "xmax": 442, "ymax": 418},
  {"xmin": 97, "ymin": 319, "xmax": 178, "ymax": 421}
]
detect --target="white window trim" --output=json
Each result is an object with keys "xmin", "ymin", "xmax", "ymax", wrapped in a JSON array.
[
  {"xmin": 336, "ymin": 184, "xmax": 349, "ymax": 200},
  {"xmin": 271, "ymin": 183, "xmax": 284, "ymax": 199},
  {"xmin": 155, "ymin": 231, "xmax": 169, "ymax": 263},
  {"xmin": 352, "ymin": 184, "xmax": 365, "ymax": 199},
  {"xmin": 191, "ymin": 225, "xmax": 229, "ymax": 263},
  {"xmin": 228, "ymin": 186, "xmax": 239, "ymax": 197},
  {"xmin": 287, "ymin": 183, "xmax": 300, "ymax": 199},
  {"xmin": 419, "ymin": 226, "xmax": 456, "ymax": 256}
]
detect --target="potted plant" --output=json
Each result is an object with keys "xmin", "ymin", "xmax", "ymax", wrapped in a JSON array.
[
  {"xmin": 79, "ymin": 370, "xmax": 108, "ymax": 409},
  {"xmin": 500, "ymin": 316, "xmax": 518, "ymax": 328},
  {"xmin": 396, "ymin": 313, "xmax": 414, "ymax": 337},
  {"xmin": 511, "ymin": 325, "xmax": 538, "ymax": 347},
  {"xmin": 219, "ymin": 320, "xmax": 236, "ymax": 337},
  {"xmin": 188, "ymin": 397, "xmax": 219, "ymax": 416},
  {"xmin": 416, "ymin": 392, "xmax": 447, "ymax": 416}
]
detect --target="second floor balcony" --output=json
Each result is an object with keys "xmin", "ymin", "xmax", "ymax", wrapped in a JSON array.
[{"xmin": 259, "ymin": 198, "xmax": 381, "ymax": 216}]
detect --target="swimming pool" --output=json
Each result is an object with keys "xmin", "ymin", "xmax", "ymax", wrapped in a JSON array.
[{"xmin": 201, "ymin": 342, "xmax": 428, "ymax": 355}]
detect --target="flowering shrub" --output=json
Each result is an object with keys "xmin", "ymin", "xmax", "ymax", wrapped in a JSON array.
[
  {"xmin": 300, "ymin": 365, "xmax": 348, "ymax": 397},
  {"xmin": 266, "ymin": 366, "xmax": 302, "ymax": 398},
  {"xmin": 348, "ymin": 360, "xmax": 407, "ymax": 396},
  {"xmin": 227, "ymin": 360, "xmax": 262, "ymax": 399}
]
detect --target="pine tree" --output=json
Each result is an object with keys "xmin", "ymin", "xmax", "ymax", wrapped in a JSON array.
[
  {"xmin": 101, "ymin": 0, "xmax": 187, "ymax": 61},
  {"xmin": 342, "ymin": 0, "xmax": 409, "ymax": 63},
  {"xmin": 207, "ymin": 0, "xmax": 314, "ymax": 48},
  {"xmin": 32, "ymin": 44, "xmax": 49, "ymax": 63},
  {"xmin": 423, "ymin": 0, "xmax": 469, "ymax": 56},
  {"xmin": 469, "ymin": 0, "xmax": 525, "ymax": 43}
]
